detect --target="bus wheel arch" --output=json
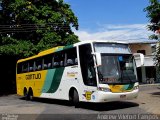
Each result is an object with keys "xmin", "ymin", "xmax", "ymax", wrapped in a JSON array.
[{"xmin": 69, "ymin": 87, "xmax": 79, "ymax": 107}]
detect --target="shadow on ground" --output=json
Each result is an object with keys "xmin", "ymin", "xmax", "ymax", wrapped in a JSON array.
[
  {"xmin": 150, "ymin": 92, "xmax": 160, "ymax": 97},
  {"xmin": 157, "ymin": 86, "xmax": 160, "ymax": 89},
  {"xmin": 20, "ymin": 97, "xmax": 139, "ymax": 111},
  {"xmin": 149, "ymin": 86, "xmax": 160, "ymax": 97}
]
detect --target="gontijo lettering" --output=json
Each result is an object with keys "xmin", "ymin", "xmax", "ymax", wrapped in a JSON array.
[{"xmin": 26, "ymin": 73, "xmax": 41, "ymax": 80}]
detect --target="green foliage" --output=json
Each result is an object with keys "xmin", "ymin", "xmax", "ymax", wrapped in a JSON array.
[
  {"xmin": 0, "ymin": 0, "xmax": 79, "ymax": 58},
  {"xmin": 144, "ymin": 0, "xmax": 160, "ymax": 67},
  {"xmin": 149, "ymin": 34, "xmax": 159, "ymax": 40},
  {"xmin": 0, "ymin": 38, "xmax": 35, "ymax": 56},
  {"xmin": 144, "ymin": 0, "xmax": 160, "ymax": 36}
]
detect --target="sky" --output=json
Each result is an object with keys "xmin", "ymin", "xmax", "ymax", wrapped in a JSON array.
[{"xmin": 65, "ymin": 0, "xmax": 153, "ymax": 41}]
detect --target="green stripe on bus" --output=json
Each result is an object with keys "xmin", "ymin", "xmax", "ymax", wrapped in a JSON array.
[
  {"xmin": 55, "ymin": 47, "xmax": 63, "ymax": 52},
  {"xmin": 46, "ymin": 67, "xmax": 65, "ymax": 93},
  {"xmin": 42, "ymin": 69, "xmax": 56, "ymax": 93},
  {"xmin": 125, "ymin": 84, "xmax": 134, "ymax": 90},
  {"xmin": 63, "ymin": 45, "xmax": 73, "ymax": 50}
]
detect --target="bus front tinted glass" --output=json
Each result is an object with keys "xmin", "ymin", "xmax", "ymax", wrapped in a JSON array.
[{"xmin": 98, "ymin": 55, "xmax": 137, "ymax": 84}]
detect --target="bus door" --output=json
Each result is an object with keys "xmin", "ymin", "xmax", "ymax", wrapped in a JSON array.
[{"xmin": 79, "ymin": 44, "xmax": 97, "ymax": 101}]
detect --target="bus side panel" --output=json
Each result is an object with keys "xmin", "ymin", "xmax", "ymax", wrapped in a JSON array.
[
  {"xmin": 40, "ymin": 67, "xmax": 65, "ymax": 98},
  {"xmin": 16, "ymin": 65, "xmax": 98, "ymax": 102},
  {"xmin": 40, "ymin": 66, "xmax": 83, "ymax": 100},
  {"xmin": 40, "ymin": 65, "xmax": 98, "ymax": 102},
  {"xmin": 16, "ymin": 70, "xmax": 47, "ymax": 97},
  {"xmin": 16, "ymin": 74, "xmax": 25, "ymax": 96}
]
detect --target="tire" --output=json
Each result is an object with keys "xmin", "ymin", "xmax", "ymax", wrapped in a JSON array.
[
  {"xmin": 27, "ymin": 89, "xmax": 33, "ymax": 101},
  {"xmin": 23, "ymin": 89, "xmax": 28, "ymax": 100},
  {"xmin": 73, "ymin": 90, "xmax": 79, "ymax": 107}
]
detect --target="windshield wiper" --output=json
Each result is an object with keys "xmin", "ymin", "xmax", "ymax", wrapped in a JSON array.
[{"xmin": 98, "ymin": 71, "xmax": 104, "ymax": 82}]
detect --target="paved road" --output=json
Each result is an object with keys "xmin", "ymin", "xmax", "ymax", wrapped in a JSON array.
[
  {"xmin": 0, "ymin": 84, "xmax": 159, "ymax": 120},
  {"xmin": 132, "ymin": 84, "xmax": 160, "ymax": 115}
]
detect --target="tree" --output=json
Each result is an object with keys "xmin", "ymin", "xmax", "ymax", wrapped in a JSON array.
[
  {"xmin": 144, "ymin": 0, "xmax": 160, "ymax": 67},
  {"xmin": 0, "ymin": 0, "xmax": 79, "ymax": 58},
  {"xmin": 0, "ymin": 0, "xmax": 79, "ymax": 95}
]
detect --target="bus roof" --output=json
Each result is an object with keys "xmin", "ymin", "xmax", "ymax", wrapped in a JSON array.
[
  {"xmin": 17, "ymin": 46, "xmax": 64, "ymax": 63},
  {"xmin": 74, "ymin": 40, "xmax": 128, "ymax": 46},
  {"xmin": 17, "ymin": 40, "xmax": 128, "ymax": 63}
]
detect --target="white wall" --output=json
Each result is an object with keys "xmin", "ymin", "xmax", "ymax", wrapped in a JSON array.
[{"xmin": 129, "ymin": 44, "xmax": 152, "ymax": 55}]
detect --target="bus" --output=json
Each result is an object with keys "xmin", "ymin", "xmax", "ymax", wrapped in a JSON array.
[{"xmin": 16, "ymin": 40, "xmax": 144, "ymax": 106}]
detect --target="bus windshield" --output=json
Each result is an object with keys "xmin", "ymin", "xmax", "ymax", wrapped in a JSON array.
[{"xmin": 98, "ymin": 54, "xmax": 137, "ymax": 84}]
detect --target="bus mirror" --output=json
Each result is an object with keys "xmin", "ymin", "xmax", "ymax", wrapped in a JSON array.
[
  {"xmin": 133, "ymin": 53, "xmax": 144, "ymax": 66},
  {"xmin": 95, "ymin": 53, "xmax": 102, "ymax": 66}
]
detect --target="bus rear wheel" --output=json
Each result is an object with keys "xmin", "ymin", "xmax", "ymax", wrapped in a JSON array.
[
  {"xmin": 27, "ymin": 88, "xmax": 33, "ymax": 101},
  {"xmin": 23, "ymin": 88, "xmax": 28, "ymax": 100}
]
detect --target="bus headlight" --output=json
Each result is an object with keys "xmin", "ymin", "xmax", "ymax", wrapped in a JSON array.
[
  {"xmin": 98, "ymin": 87, "xmax": 111, "ymax": 92},
  {"xmin": 134, "ymin": 85, "xmax": 139, "ymax": 90}
]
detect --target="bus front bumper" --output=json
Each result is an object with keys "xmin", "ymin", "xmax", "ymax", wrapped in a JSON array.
[{"xmin": 96, "ymin": 89, "xmax": 139, "ymax": 102}]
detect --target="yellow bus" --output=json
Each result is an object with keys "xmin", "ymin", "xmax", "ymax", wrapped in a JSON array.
[{"xmin": 16, "ymin": 40, "xmax": 144, "ymax": 106}]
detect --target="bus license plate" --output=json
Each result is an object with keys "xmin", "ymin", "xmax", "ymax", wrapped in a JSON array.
[{"xmin": 120, "ymin": 95, "xmax": 126, "ymax": 99}]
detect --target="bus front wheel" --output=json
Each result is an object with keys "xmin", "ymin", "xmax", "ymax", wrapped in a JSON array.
[{"xmin": 73, "ymin": 90, "xmax": 79, "ymax": 107}]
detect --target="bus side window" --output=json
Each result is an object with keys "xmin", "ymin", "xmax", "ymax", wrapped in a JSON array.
[
  {"xmin": 43, "ymin": 54, "xmax": 52, "ymax": 70},
  {"xmin": 67, "ymin": 59, "xmax": 74, "ymax": 65},
  {"xmin": 22, "ymin": 62, "xmax": 29, "ymax": 73},
  {"xmin": 59, "ymin": 52, "xmax": 65, "ymax": 67},
  {"xmin": 75, "ymin": 58, "xmax": 78, "ymax": 65},
  {"xmin": 37, "ymin": 65, "xmax": 42, "ymax": 70},
  {"xmin": 53, "ymin": 52, "xmax": 64, "ymax": 68},
  {"xmin": 29, "ymin": 60, "xmax": 34, "ymax": 72},
  {"xmin": 29, "ymin": 67, "xmax": 33, "ymax": 71},
  {"xmin": 53, "ymin": 62, "xmax": 59, "ymax": 67},
  {"xmin": 48, "ymin": 63, "xmax": 51, "ymax": 68},
  {"xmin": 43, "ymin": 64, "xmax": 48, "ymax": 69},
  {"xmin": 17, "ymin": 63, "xmax": 22, "ymax": 74},
  {"xmin": 53, "ymin": 54, "xmax": 59, "ymax": 68},
  {"xmin": 35, "ymin": 58, "xmax": 42, "ymax": 71},
  {"xmin": 60, "ymin": 61, "xmax": 64, "ymax": 66},
  {"xmin": 65, "ymin": 47, "xmax": 77, "ymax": 66}
]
